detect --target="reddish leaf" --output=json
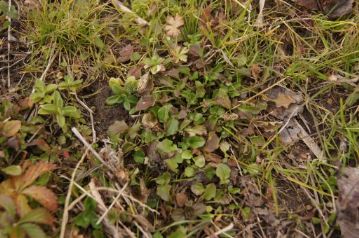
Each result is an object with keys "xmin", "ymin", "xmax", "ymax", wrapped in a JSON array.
[
  {"xmin": 27, "ymin": 139, "xmax": 51, "ymax": 152},
  {"xmin": 17, "ymin": 161, "xmax": 56, "ymax": 190},
  {"xmin": 135, "ymin": 95, "xmax": 155, "ymax": 111},
  {"xmin": 175, "ymin": 192, "xmax": 188, "ymax": 207},
  {"xmin": 204, "ymin": 132, "xmax": 220, "ymax": 153},
  {"xmin": 118, "ymin": 44, "xmax": 134, "ymax": 63},
  {"xmin": 23, "ymin": 186, "xmax": 58, "ymax": 212}
]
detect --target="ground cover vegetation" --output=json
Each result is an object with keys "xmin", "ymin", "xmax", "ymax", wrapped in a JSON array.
[{"xmin": 0, "ymin": 0, "xmax": 358, "ymax": 237}]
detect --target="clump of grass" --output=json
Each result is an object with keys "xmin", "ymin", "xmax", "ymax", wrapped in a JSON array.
[{"xmin": 25, "ymin": 0, "xmax": 115, "ymax": 60}]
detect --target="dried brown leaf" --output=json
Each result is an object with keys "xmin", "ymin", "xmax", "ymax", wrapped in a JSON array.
[
  {"xmin": 165, "ymin": 14, "xmax": 184, "ymax": 37},
  {"xmin": 1, "ymin": 120, "xmax": 21, "ymax": 137},
  {"xmin": 118, "ymin": 44, "xmax": 134, "ymax": 63},
  {"xmin": 18, "ymin": 161, "xmax": 56, "ymax": 189},
  {"xmin": 265, "ymin": 86, "xmax": 303, "ymax": 109},
  {"xmin": 337, "ymin": 167, "xmax": 359, "ymax": 238},
  {"xmin": 135, "ymin": 95, "xmax": 155, "ymax": 111},
  {"xmin": 22, "ymin": 185, "xmax": 58, "ymax": 212},
  {"xmin": 108, "ymin": 120, "xmax": 129, "ymax": 136},
  {"xmin": 175, "ymin": 192, "xmax": 188, "ymax": 207},
  {"xmin": 27, "ymin": 139, "xmax": 51, "ymax": 152},
  {"xmin": 204, "ymin": 132, "xmax": 220, "ymax": 153}
]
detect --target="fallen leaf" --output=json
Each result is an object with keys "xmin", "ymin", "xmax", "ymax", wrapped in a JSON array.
[
  {"xmin": 108, "ymin": 120, "xmax": 129, "ymax": 136},
  {"xmin": 17, "ymin": 161, "xmax": 56, "ymax": 190},
  {"xmin": 135, "ymin": 95, "xmax": 155, "ymax": 111},
  {"xmin": 326, "ymin": 0, "xmax": 354, "ymax": 19},
  {"xmin": 265, "ymin": 86, "xmax": 303, "ymax": 108},
  {"xmin": 18, "ymin": 97, "xmax": 34, "ymax": 110},
  {"xmin": 23, "ymin": 185, "xmax": 58, "ymax": 212},
  {"xmin": 279, "ymin": 120, "xmax": 301, "ymax": 145},
  {"xmin": 27, "ymin": 139, "xmax": 51, "ymax": 152},
  {"xmin": 175, "ymin": 192, "xmax": 188, "ymax": 207},
  {"xmin": 1, "ymin": 120, "xmax": 21, "ymax": 137},
  {"xmin": 204, "ymin": 132, "xmax": 220, "ymax": 153},
  {"xmin": 128, "ymin": 65, "xmax": 142, "ymax": 78},
  {"xmin": 165, "ymin": 14, "xmax": 184, "ymax": 37},
  {"xmin": 251, "ymin": 64, "xmax": 262, "ymax": 80},
  {"xmin": 337, "ymin": 167, "xmax": 359, "ymax": 238},
  {"xmin": 118, "ymin": 44, "xmax": 134, "ymax": 63},
  {"xmin": 296, "ymin": 0, "xmax": 353, "ymax": 18},
  {"xmin": 142, "ymin": 113, "xmax": 158, "ymax": 129},
  {"xmin": 296, "ymin": 0, "xmax": 320, "ymax": 10},
  {"xmin": 137, "ymin": 73, "xmax": 153, "ymax": 94}
]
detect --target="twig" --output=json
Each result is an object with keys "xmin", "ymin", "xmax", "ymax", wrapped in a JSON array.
[
  {"xmin": 74, "ymin": 93, "xmax": 96, "ymax": 143},
  {"xmin": 89, "ymin": 180, "xmax": 122, "ymax": 238},
  {"xmin": 7, "ymin": 0, "xmax": 12, "ymax": 89},
  {"xmin": 134, "ymin": 222, "xmax": 151, "ymax": 238},
  {"xmin": 111, "ymin": 0, "xmax": 148, "ymax": 26},
  {"xmin": 294, "ymin": 119, "xmax": 326, "ymax": 160},
  {"xmin": 96, "ymin": 186, "xmax": 160, "ymax": 214},
  {"xmin": 96, "ymin": 182, "xmax": 128, "ymax": 225},
  {"xmin": 71, "ymin": 127, "xmax": 112, "ymax": 170},
  {"xmin": 206, "ymin": 223, "xmax": 234, "ymax": 238},
  {"xmin": 255, "ymin": 0, "xmax": 265, "ymax": 27},
  {"xmin": 232, "ymin": 77, "xmax": 288, "ymax": 109},
  {"xmin": 60, "ymin": 149, "xmax": 89, "ymax": 238}
]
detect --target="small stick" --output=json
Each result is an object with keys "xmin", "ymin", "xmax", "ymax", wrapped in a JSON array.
[
  {"xmin": 7, "ymin": 0, "xmax": 12, "ymax": 88},
  {"xmin": 71, "ymin": 127, "xmax": 112, "ymax": 170},
  {"xmin": 59, "ymin": 149, "xmax": 89, "ymax": 238},
  {"xmin": 74, "ymin": 93, "xmax": 96, "ymax": 143},
  {"xmin": 89, "ymin": 180, "xmax": 122, "ymax": 238},
  {"xmin": 96, "ymin": 182, "xmax": 128, "ymax": 225},
  {"xmin": 206, "ymin": 223, "xmax": 234, "ymax": 238},
  {"xmin": 111, "ymin": 0, "xmax": 148, "ymax": 26}
]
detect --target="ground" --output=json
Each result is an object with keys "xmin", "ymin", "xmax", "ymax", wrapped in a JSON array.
[{"xmin": 0, "ymin": 0, "xmax": 358, "ymax": 237}]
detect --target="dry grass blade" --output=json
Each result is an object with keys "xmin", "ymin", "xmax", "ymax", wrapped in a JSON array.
[
  {"xmin": 111, "ymin": 0, "xmax": 148, "ymax": 26},
  {"xmin": 71, "ymin": 127, "xmax": 113, "ymax": 171},
  {"xmin": 59, "ymin": 149, "xmax": 89, "ymax": 238},
  {"xmin": 89, "ymin": 180, "xmax": 122, "ymax": 238}
]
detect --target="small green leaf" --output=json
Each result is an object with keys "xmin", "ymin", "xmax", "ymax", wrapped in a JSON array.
[
  {"xmin": 157, "ymin": 105, "xmax": 172, "ymax": 123},
  {"xmin": 181, "ymin": 150, "xmax": 192, "ymax": 160},
  {"xmin": 191, "ymin": 183, "xmax": 204, "ymax": 196},
  {"xmin": 184, "ymin": 166, "xmax": 195, "ymax": 177},
  {"xmin": 216, "ymin": 164, "xmax": 231, "ymax": 184},
  {"xmin": 133, "ymin": 150, "xmax": 145, "ymax": 164},
  {"xmin": 155, "ymin": 172, "xmax": 171, "ymax": 185},
  {"xmin": 38, "ymin": 104, "xmax": 58, "ymax": 114},
  {"xmin": 20, "ymin": 223, "xmax": 47, "ymax": 238},
  {"xmin": 1, "ymin": 165, "xmax": 22, "ymax": 176},
  {"xmin": 166, "ymin": 158, "xmax": 179, "ymax": 172},
  {"xmin": 157, "ymin": 139, "xmax": 177, "ymax": 153},
  {"xmin": 56, "ymin": 114, "xmax": 67, "ymax": 131},
  {"xmin": 109, "ymin": 78, "xmax": 123, "ymax": 94},
  {"xmin": 194, "ymin": 155, "xmax": 205, "ymax": 168},
  {"xmin": 156, "ymin": 184, "xmax": 171, "ymax": 201},
  {"xmin": 166, "ymin": 118, "xmax": 179, "ymax": 136},
  {"xmin": 185, "ymin": 136, "xmax": 205, "ymax": 149},
  {"xmin": 106, "ymin": 95, "xmax": 123, "ymax": 105},
  {"xmin": 203, "ymin": 183, "xmax": 216, "ymax": 201},
  {"xmin": 168, "ymin": 227, "xmax": 186, "ymax": 238},
  {"xmin": 62, "ymin": 106, "xmax": 81, "ymax": 119},
  {"xmin": 53, "ymin": 91, "xmax": 64, "ymax": 108}
]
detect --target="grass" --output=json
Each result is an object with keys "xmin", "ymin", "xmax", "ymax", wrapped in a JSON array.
[{"xmin": 0, "ymin": 0, "xmax": 358, "ymax": 237}]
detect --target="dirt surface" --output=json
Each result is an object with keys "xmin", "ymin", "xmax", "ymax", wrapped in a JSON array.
[{"xmin": 84, "ymin": 79, "xmax": 129, "ymax": 138}]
